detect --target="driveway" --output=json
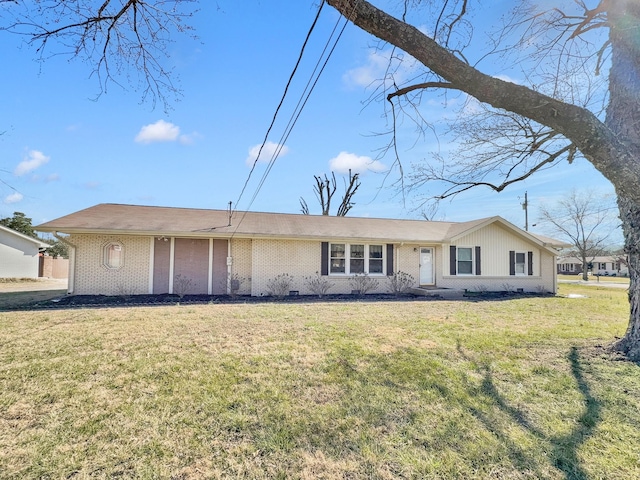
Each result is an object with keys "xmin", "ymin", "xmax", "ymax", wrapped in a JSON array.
[{"xmin": 0, "ymin": 278, "xmax": 68, "ymax": 309}]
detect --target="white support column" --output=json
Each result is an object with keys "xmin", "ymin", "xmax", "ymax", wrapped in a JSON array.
[
  {"xmin": 169, "ymin": 237, "xmax": 175, "ymax": 294},
  {"xmin": 148, "ymin": 237, "xmax": 155, "ymax": 294},
  {"xmin": 208, "ymin": 238, "xmax": 214, "ymax": 295}
]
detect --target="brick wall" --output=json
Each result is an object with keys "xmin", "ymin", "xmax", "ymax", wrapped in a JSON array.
[{"xmin": 70, "ymin": 234, "xmax": 151, "ymax": 295}]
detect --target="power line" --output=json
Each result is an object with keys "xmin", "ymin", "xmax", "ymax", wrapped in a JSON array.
[
  {"xmin": 230, "ymin": 0, "xmax": 354, "ymax": 237},
  {"xmin": 231, "ymin": 0, "xmax": 327, "ymax": 217},
  {"xmin": 244, "ymin": 10, "xmax": 352, "ymax": 213}
]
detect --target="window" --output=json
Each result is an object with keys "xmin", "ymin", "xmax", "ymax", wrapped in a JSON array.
[
  {"xmin": 457, "ymin": 247, "xmax": 473, "ymax": 274},
  {"xmin": 329, "ymin": 243, "xmax": 385, "ymax": 275},
  {"xmin": 510, "ymin": 250, "xmax": 533, "ymax": 276},
  {"xmin": 350, "ymin": 244, "xmax": 365, "ymax": 274},
  {"xmin": 103, "ymin": 242, "xmax": 123, "ymax": 269},
  {"xmin": 515, "ymin": 252, "xmax": 526, "ymax": 275},
  {"xmin": 449, "ymin": 246, "xmax": 481, "ymax": 276},
  {"xmin": 330, "ymin": 243, "xmax": 345, "ymax": 274},
  {"xmin": 369, "ymin": 245, "xmax": 383, "ymax": 274}
]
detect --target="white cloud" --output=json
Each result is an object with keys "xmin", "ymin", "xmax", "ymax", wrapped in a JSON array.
[
  {"xmin": 178, "ymin": 132, "xmax": 202, "ymax": 145},
  {"xmin": 329, "ymin": 152, "xmax": 387, "ymax": 174},
  {"xmin": 495, "ymin": 74, "xmax": 520, "ymax": 84},
  {"xmin": 4, "ymin": 192, "xmax": 23, "ymax": 204},
  {"xmin": 343, "ymin": 49, "xmax": 419, "ymax": 89},
  {"xmin": 245, "ymin": 141, "xmax": 290, "ymax": 166},
  {"xmin": 45, "ymin": 173, "xmax": 60, "ymax": 183},
  {"xmin": 135, "ymin": 120, "xmax": 200, "ymax": 145},
  {"xmin": 135, "ymin": 120, "xmax": 184, "ymax": 144},
  {"xmin": 343, "ymin": 51, "xmax": 391, "ymax": 88},
  {"xmin": 14, "ymin": 150, "xmax": 50, "ymax": 176}
]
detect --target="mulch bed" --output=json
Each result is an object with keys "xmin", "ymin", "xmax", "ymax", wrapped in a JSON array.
[{"xmin": 6, "ymin": 292, "xmax": 441, "ymax": 311}]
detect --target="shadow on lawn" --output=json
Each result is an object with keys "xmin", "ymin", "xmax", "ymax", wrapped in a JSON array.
[{"xmin": 458, "ymin": 343, "xmax": 600, "ymax": 480}]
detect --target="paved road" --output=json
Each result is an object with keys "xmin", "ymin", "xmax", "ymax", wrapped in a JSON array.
[{"xmin": 558, "ymin": 279, "xmax": 629, "ymax": 289}]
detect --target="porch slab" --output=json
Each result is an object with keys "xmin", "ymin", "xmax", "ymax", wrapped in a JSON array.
[{"xmin": 410, "ymin": 287, "xmax": 466, "ymax": 299}]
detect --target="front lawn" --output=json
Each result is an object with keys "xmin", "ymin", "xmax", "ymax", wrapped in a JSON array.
[{"xmin": 0, "ymin": 284, "xmax": 638, "ymax": 479}]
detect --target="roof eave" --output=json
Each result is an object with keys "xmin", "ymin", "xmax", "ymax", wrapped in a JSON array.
[{"xmin": 35, "ymin": 226, "xmax": 446, "ymax": 244}]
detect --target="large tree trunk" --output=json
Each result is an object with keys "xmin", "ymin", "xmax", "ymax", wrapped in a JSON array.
[
  {"xmin": 607, "ymin": 1, "xmax": 640, "ymax": 360},
  {"xmin": 614, "ymin": 196, "xmax": 640, "ymax": 359}
]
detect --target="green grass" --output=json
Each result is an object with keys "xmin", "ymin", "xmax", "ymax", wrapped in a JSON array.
[{"xmin": 1, "ymin": 284, "xmax": 639, "ymax": 479}]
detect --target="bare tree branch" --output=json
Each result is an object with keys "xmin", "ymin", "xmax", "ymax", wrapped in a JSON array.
[{"xmin": 1, "ymin": 0, "xmax": 199, "ymax": 110}]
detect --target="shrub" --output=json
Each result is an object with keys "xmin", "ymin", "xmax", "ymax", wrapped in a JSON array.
[
  {"xmin": 501, "ymin": 283, "xmax": 516, "ymax": 294},
  {"xmin": 220, "ymin": 273, "xmax": 246, "ymax": 297},
  {"xmin": 349, "ymin": 273, "xmax": 379, "ymax": 295},
  {"xmin": 303, "ymin": 272, "xmax": 332, "ymax": 297},
  {"xmin": 173, "ymin": 274, "xmax": 194, "ymax": 298},
  {"xmin": 387, "ymin": 271, "xmax": 415, "ymax": 296},
  {"xmin": 266, "ymin": 273, "xmax": 294, "ymax": 298}
]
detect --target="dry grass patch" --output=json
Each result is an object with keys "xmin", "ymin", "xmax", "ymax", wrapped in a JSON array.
[{"xmin": 0, "ymin": 286, "xmax": 639, "ymax": 478}]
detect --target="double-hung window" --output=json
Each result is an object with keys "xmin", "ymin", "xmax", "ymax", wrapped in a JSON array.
[
  {"xmin": 510, "ymin": 250, "xmax": 533, "ymax": 276},
  {"xmin": 457, "ymin": 247, "xmax": 474, "ymax": 275},
  {"xmin": 330, "ymin": 243, "xmax": 385, "ymax": 275},
  {"xmin": 514, "ymin": 252, "xmax": 526, "ymax": 275},
  {"xmin": 449, "ymin": 245, "xmax": 480, "ymax": 275},
  {"xmin": 330, "ymin": 243, "xmax": 346, "ymax": 274}
]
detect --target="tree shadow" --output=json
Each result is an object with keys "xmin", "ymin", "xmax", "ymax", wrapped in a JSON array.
[
  {"xmin": 549, "ymin": 346, "xmax": 601, "ymax": 479},
  {"xmin": 457, "ymin": 342, "xmax": 601, "ymax": 480}
]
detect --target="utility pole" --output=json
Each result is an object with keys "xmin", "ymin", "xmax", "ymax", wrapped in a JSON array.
[{"xmin": 521, "ymin": 191, "xmax": 529, "ymax": 231}]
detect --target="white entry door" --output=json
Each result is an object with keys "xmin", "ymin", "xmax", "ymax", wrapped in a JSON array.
[{"xmin": 419, "ymin": 247, "xmax": 434, "ymax": 285}]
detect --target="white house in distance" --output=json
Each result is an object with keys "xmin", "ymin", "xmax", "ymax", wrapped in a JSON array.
[
  {"xmin": 557, "ymin": 255, "xmax": 629, "ymax": 277},
  {"xmin": 0, "ymin": 224, "xmax": 48, "ymax": 279},
  {"xmin": 35, "ymin": 203, "xmax": 566, "ymax": 297}
]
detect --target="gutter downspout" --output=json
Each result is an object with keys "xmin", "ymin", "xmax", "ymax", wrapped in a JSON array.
[{"xmin": 52, "ymin": 232, "xmax": 76, "ymax": 294}]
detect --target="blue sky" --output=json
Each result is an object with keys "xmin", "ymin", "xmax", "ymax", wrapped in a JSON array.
[{"xmin": 0, "ymin": 0, "xmax": 617, "ymax": 237}]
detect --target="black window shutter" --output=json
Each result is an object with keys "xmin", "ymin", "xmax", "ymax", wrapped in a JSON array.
[
  {"xmin": 321, "ymin": 242, "xmax": 329, "ymax": 276},
  {"xmin": 450, "ymin": 245, "xmax": 457, "ymax": 275},
  {"xmin": 528, "ymin": 251, "xmax": 534, "ymax": 276},
  {"xmin": 475, "ymin": 246, "xmax": 481, "ymax": 276},
  {"xmin": 509, "ymin": 250, "xmax": 516, "ymax": 276},
  {"xmin": 386, "ymin": 244, "xmax": 394, "ymax": 276}
]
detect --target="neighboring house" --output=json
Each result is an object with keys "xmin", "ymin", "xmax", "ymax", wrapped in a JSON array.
[
  {"xmin": 35, "ymin": 203, "xmax": 566, "ymax": 296},
  {"xmin": 0, "ymin": 224, "xmax": 48, "ymax": 278},
  {"xmin": 557, "ymin": 255, "xmax": 629, "ymax": 277}
]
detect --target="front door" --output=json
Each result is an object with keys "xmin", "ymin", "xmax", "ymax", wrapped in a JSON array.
[{"xmin": 419, "ymin": 247, "xmax": 434, "ymax": 285}]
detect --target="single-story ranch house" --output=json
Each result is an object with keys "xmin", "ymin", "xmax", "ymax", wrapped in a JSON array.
[{"xmin": 36, "ymin": 203, "xmax": 566, "ymax": 297}]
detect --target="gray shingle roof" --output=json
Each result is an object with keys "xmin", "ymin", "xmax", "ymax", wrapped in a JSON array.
[{"xmin": 35, "ymin": 203, "xmax": 564, "ymax": 249}]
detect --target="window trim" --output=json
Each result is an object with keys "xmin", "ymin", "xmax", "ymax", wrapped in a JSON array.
[
  {"xmin": 103, "ymin": 241, "xmax": 124, "ymax": 270},
  {"xmin": 328, "ymin": 242, "xmax": 386, "ymax": 276},
  {"xmin": 456, "ymin": 246, "xmax": 474, "ymax": 275},
  {"xmin": 514, "ymin": 251, "xmax": 527, "ymax": 276}
]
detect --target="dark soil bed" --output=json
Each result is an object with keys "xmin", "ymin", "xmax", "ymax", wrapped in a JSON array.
[{"xmin": 9, "ymin": 292, "xmax": 439, "ymax": 310}]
